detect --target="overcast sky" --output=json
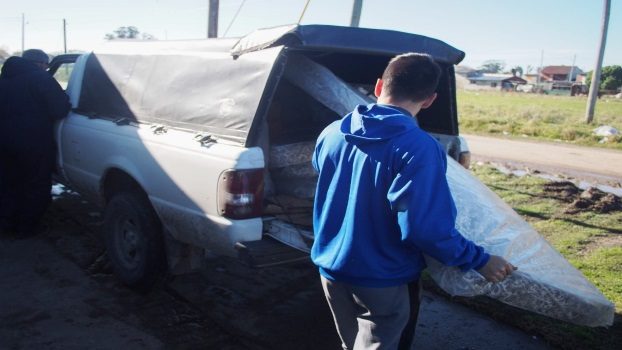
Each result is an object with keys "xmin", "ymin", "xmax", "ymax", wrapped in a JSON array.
[{"xmin": 0, "ymin": 0, "xmax": 620, "ymax": 71}]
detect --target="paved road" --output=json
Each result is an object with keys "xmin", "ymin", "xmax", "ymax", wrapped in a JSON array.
[{"xmin": 464, "ymin": 134, "xmax": 622, "ymax": 183}]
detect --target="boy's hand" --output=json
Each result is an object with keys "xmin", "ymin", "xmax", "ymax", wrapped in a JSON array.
[{"xmin": 477, "ymin": 255, "xmax": 517, "ymax": 283}]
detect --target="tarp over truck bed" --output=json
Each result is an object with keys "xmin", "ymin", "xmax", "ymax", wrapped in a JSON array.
[
  {"xmin": 75, "ymin": 24, "xmax": 463, "ymax": 144},
  {"xmin": 230, "ymin": 24, "xmax": 465, "ymax": 64}
]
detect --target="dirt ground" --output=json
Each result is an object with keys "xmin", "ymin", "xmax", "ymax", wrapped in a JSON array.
[
  {"xmin": 0, "ymin": 187, "xmax": 550, "ymax": 350},
  {"xmin": 542, "ymin": 181, "xmax": 622, "ymax": 214}
]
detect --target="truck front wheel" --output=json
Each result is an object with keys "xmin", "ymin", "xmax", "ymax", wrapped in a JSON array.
[{"xmin": 104, "ymin": 192, "xmax": 165, "ymax": 290}]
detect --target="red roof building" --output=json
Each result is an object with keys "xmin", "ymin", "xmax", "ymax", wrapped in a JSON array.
[{"xmin": 540, "ymin": 66, "xmax": 583, "ymax": 82}]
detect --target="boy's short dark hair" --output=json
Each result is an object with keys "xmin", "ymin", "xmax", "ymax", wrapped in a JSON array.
[{"xmin": 381, "ymin": 53, "xmax": 441, "ymax": 102}]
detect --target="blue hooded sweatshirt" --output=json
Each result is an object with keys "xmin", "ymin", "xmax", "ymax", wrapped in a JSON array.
[{"xmin": 312, "ymin": 103, "xmax": 489, "ymax": 287}]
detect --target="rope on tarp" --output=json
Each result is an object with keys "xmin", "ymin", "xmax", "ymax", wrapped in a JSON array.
[{"xmin": 223, "ymin": 0, "xmax": 247, "ymax": 37}]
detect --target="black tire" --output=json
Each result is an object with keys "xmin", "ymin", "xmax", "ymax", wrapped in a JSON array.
[{"xmin": 103, "ymin": 192, "xmax": 165, "ymax": 290}]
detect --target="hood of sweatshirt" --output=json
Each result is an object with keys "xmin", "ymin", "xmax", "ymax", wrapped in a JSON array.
[
  {"xmin": 0, "ymin": 56, "xmax": 40, "ymax": 79},
  {"xmin": 339, "ymin": 103, "xmax": 418, "ymax": 145}
]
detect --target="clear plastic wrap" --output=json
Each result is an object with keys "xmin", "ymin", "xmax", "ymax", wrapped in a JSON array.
[
  {"xmin": 267, "ymin": 52, "xmax": 615, "ymax": 327},
  {"xmin": 425, "ymin": 158, "xmax": 615, "ymax": 327},
  {"xmin": 269, "ymin": 142, "xmax": 317, "ymax": 199},
  {"xmin": 283, "ymin": 54, "xmax": 370, "ymax": 117}
]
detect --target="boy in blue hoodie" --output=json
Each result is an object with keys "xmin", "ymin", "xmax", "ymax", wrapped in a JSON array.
[{"xmin": 312, "ymin": 53, "xmax": 516, "ymax": 350}]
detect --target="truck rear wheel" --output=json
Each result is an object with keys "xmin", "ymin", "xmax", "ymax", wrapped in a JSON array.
[{"xmin": 104, "ymin": 192, "xmax": 165, "ymax": 290}]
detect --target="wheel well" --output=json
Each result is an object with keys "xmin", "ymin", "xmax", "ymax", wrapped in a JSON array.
[{"xmin": 102, "ymin": 168, "xmax": 148, "ymax": 204}]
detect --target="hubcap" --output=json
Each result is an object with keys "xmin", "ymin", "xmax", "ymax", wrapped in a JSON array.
[{"xmin": 117, "ymin": 218, "xmax": 141, "ymax": 269}]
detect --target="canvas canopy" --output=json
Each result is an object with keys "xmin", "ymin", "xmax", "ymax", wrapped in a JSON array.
[
  {"xmin": 76, "ymin": 25, "xmax": 464, "ymax": 144},
  {"xmin": 231, "ymin": 24, "xmax": 465, "ymax": 64},
  {"xmin": 76, "ymin": 40, "xmax": 284, "ymax": 144}
]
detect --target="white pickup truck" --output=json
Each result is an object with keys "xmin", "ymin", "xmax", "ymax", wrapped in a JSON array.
[{"xmin": 49, "ymin": 24, "xmax": 470, "ymax": 289}]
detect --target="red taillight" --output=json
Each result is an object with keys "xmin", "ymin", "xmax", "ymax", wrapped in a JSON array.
[{"xmin": 218, "ymin": 169, "xmax": 264, "ymax": 219}]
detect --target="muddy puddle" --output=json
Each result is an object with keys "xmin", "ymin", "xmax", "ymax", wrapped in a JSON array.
[
  {"xmin": 542, "ymin": 181, "xmax": 622, "ymax": 214},
  {"xmin": 483, "ymin": 161, "xmax": 622, "ymax": 214},
  {"xmin": 489, "ymin": 162, "xmax": 622, "ymax": 198}
]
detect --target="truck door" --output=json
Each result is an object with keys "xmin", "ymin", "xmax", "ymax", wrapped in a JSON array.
[{"xmin": 48, "ymin": 54, "xmax": 80, "ymax": 180}]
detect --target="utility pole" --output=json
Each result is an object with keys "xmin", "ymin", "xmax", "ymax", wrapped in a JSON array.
[
  {"xmin": 350, "ymin": 0, "xmax": 363, "ymax": 27},
  {"xmin": 21, "ymin": 13, "xmax": 25, "ymax": 53},
  {"xmin": 63, "ymin": 19, "xmax": 67, "ymax": 53},
  {"xmin": 585, "ymin": 0, "xmax": 610, "ymax": 124},
  {"xmin": 208, "ymin": 0, "xmax": 219, "ymax": 38},
  {"xmin": 568, "ymin": 54, "xmax": 576, "ymax": 82},
  {"xmin": 536, "ymin": 50, "xmax": 543, "ymax": 86}
]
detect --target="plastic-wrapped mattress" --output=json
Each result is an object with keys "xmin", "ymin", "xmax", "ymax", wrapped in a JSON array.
[
  {"xmin": 269, "ymin": 142, "xmax": 317, "ymax": 199},
  {"xmin": 425, "ymin": 158, "xmax": 615, "ymax": 327},
  {"xmin": 267, "ymin": 53, "xmax": 615, "ymax": 327}
]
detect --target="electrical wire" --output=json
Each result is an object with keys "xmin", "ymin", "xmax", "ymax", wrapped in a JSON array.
[
  {"xmin": 298, "ymin": 0, "xmax": 311, "ymax": 24},
  {"xmin": 223, "ymin": 0, "xmax": 247, "ymax": 37}
]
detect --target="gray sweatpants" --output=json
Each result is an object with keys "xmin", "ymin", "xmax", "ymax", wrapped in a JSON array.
[{"xmin": 320, "ymin": 276, "xmax": 422, "ymax": 350}]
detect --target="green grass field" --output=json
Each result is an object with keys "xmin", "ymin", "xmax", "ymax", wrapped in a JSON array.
[
  {"xmin": 464, "ymin": 164, "xmax": 622, "ymax": 349},
  {"xmin": 457, "ymin": 90, "xmax": 622, "ymax": 150}
]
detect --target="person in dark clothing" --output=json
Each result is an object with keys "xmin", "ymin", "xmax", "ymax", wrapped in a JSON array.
[
  {"xmin": 312, "ymin": 53, "xmax": 516, "ymax": 350},
  {"xmin": 0, "ymin": 49, "xmax": 71, "ymax": 237}
]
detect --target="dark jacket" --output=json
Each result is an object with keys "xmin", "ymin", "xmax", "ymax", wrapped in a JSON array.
[{"xmin": 0, "ymin": 56, "xmax": 70, "ymax": 152}]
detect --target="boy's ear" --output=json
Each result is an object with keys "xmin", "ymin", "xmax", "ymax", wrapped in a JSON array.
[
  {"xmin": 420, "ymin": 93, "xmax": 437, "ymax": 109},
  {"xmin": 374, "ymin": 79, "xmax": 383, "ymax": 98}
]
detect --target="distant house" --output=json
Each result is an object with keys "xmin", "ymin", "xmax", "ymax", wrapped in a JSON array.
[
  {"xmin": 468, "ymin": 73, "xmax": 527, "ymax": 90},
  {"xmin": 540, "ymin": 66, "xmax": 583, "ymax": 82},
  {"xmin": 455, "ymin": 65, "xmax": 477, "ymax": 77},
  {"xmin": 576, "ymin": 73, "xmax": 587, "ymax": 84},
  {"xmin": 523, "ymin": 73, "xmax": 539, "ymax": 83}
]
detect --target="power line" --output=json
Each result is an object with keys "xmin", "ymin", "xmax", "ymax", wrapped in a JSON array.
[
  {"xmin": 298, "ymin": 0, "xmax": 311, "ymax": 24},
  {"xmin": 21, "ymin": 13, "xmax": 25, "ymax": 53},
  {"xmin": 223, "ymin": 0, "xmax": 247, "ymax": 37}
]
